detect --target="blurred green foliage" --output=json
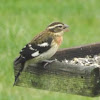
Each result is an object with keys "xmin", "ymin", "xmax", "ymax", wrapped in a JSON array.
[{"xmin": 0, "ymin": 0, "xmax": 100, "ymax": 100}]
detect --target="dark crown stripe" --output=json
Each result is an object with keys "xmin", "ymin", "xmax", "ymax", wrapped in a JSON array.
[{"xmin": 48, "ymin": 22, "xmax": 64, "ymax": 27}]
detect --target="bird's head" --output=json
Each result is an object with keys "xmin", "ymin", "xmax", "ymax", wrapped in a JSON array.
[{"xmin": 46, "ymin": 22, "xmax": 69, "ymax": 35}]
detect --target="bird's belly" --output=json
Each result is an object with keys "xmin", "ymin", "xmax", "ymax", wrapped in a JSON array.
[
  {"xmin": 25, "ymin": 44, "xmax": 59, "ymax": 67},
  {"xmin": 38, "ymin": 44, "xmax": 59, "ymax": 60},
  {"xmin": 26, "ymin": 44, "xmax": 59, "ymax": 65}
]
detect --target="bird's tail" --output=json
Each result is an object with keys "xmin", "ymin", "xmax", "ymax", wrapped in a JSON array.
[
  {"xmin": 13, "ymin": 56, "xmax": 25, "ymax": 86},
  {"xmin": 13, "ymin": 64, "xmax": 24, "ymax": 86},
  {"xmin": 14, "ymin": 56, "xmax": 25, "ymax": 66}
]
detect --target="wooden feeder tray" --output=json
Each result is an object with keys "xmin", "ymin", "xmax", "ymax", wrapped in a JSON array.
[{"xmin": 14, "ymin": 43, "xmax": 100, "ymax": 97}]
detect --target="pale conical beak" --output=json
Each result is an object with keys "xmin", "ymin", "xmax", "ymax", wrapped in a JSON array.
[
  {"xmin": 64, "ymin": 24, "xmax": 69, "ymax": 28},
  {"xmin": 63, "ymin": 24, "xmax": 69, "ymax": 32}
]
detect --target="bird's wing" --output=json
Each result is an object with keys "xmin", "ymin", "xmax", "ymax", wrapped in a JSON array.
[
  {"xmin": 20, "ymin": 37, "xmax": 53, "ymax": 61},
  {"xmin": 14, "ymin": 36, "xmax": 53, "ymax": 85}
]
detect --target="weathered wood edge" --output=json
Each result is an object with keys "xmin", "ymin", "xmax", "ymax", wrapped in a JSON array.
[
  {"xmin": 14, "ymin": 43, "xmax": 100, "ymax": 97},
  {"xmin": 14, "ymin": 60, "xmax": 100, "ymax": 97},
  {"xmin": 51, "ymin": 42, "xmax": 100, "ymax": 61}
]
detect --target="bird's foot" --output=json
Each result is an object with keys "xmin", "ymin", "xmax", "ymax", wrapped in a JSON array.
[{"xmin": 42, "ymin": 59, "xmax": 57, "ymax": 68}]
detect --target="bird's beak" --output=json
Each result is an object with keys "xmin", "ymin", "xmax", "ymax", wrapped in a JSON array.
[{"xmin": 63, "ymin": 24, "xmax": 69, "ymax": 32}]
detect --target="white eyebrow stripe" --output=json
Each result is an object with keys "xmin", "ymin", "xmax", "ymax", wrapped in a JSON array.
[
  {"xmin": 38, "ymin": 42, "xmax": 49, "ymax": 47},
  {"xmin": 48, "ymin": 24, "xmax": 63, "ymax": 29},
  {"xmin": 31, "ymin": 51, "xmax": 39, "ymax": 57}
]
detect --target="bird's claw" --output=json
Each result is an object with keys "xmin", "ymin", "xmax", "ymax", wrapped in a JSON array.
[{"xmin": 42, "ymin": 59, "xmax": 57, "ymax": 68}]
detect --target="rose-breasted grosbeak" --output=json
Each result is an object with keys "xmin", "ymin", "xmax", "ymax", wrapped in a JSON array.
[{"xmin": 14, "ymin": 22, "xmax": 69, "ymax": 85}]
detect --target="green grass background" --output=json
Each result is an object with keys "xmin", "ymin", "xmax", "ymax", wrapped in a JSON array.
[{"xmin": 0, "ymin": 0, "xmax": 100, "ymax": 100}]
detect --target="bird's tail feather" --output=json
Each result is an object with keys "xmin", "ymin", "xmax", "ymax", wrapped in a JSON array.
[
  {"xmin": 13, "ymin": 56, "xmax": 25, "ymax": 86},
  {"xmin": 14, "ymin": 56, "xmax": 25, "ymax": 66},
  {"xmin": 13, "ymin": 64, "xmax": 24, "ymax": 86}
]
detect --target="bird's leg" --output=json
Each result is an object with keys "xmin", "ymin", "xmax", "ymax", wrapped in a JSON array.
[{"xmin": 42, "ymin": 59, "xmax": 57, "ymax": 68}]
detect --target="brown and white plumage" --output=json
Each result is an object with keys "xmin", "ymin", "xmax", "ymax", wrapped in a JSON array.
[{"xmin": 14, "ymin": 22, "xmax": 69, "ymax": 85}]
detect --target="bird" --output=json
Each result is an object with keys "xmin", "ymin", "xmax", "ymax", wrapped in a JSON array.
[{"xmin": 14, "ymin": 22, "xmax": 69, "ymax": 85}]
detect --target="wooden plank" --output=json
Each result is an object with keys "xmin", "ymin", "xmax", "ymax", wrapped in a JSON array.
[
  {"xmin": 51, "ymin": 43, "xmax": 100, "ymax": 60},
  {"xmin": 13, "ymin": 43, "xmax": 100, "ymax": 97}
]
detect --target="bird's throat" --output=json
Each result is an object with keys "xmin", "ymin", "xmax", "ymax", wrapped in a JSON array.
[{"xmin": 55, "ymin": 36, "xmax": 63, "ymax": 45}]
